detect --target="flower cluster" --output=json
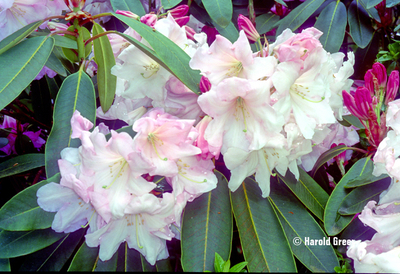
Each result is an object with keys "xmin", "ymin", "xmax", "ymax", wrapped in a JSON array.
[{"xmin": 37, "ymin": 109, "xmax": 217, "ymax": 264}]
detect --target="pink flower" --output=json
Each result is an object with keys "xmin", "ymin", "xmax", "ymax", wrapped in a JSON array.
[
  {"xmin": 116, "ymin": 10, "xmax": 139, "ymax": 20},
  {"xmin": 140, "ymin": 13, "xmax": 157, "ymax": 27},
  {"xmin": 237, "ymin": 14, "xmax": 260, "ymax": 43}
]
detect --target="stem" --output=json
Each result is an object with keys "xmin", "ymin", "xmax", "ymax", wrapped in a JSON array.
[
  {"xmin": 92, "ymin": 12, "xmax": 113, "ymax": 20},
  {"xmin": 42, "ymin": 15, "xmax": 65, "ymax": 22},
  {"xmin": 346, "ymin": 147, "xmax": 369, "ymax": 155},
  {"xmin": 84, "ymin": 30, "xmax": 116, "ymax": 46},
  {"xmin": 49, "ymin": 30, "xmax": 78, "ymax": 37},
  {"xmin": 74, "ymin": 19, "xmax": 85, "ymax": 62}
]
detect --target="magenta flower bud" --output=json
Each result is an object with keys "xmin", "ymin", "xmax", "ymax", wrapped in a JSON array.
[
  {"xmin": 385, "ymin": 70, "xmax": 399, "ymax": 105},
  {"xmin": 175, "ymin": 16, "xmax": 190, "ymax": 27},
  {"xmin": 184, "ymin": 26, "xmax": 196, "ymax": 41},
  {"xmin": 116, "ymin": 10, "xmax": 140, "ymax": 20},
  {"xmin": 199, "ymin": 76, "xmax": 212, "ymax": 93},
  {"xmin": 140, "ymin": 14, "xmax": 158, "ymax": 27},
  {"xmin": 372, "ymin": 62, "xmax": 387, "ymax": 88},
  {"xmin": 364, "ymin": 70, "xmax": 375, "ymax": 96},
  {"xmin": 342, "ymin": 87, "xmax": 373, "ymax": 121},
  {"xmin": 237, "ymin": 14, "xmax": 260, "ymax": 43},
  {"xmin": 168, "ymin": 5, "xmax": 189, "ymax": 18},
  {"xmin": 64, "ymin": 0, "xmax": 85, "ymax": 10}
]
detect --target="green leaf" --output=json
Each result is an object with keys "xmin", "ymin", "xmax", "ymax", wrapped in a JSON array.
[
  {"xmin": 342, "ymin": 115, "xmax": 365, "ymax": 129},
  {"xmin": 310, "ymin": 144, "xmax": 348, "ymax": 178},
  {"xmin": 94, "ymin": 249, "xmax": 118, "ymax": 272},
  {"xmin": 363, "ymin": 0, "xmax": 383, "ymax": 9},
  {"xmin": 202, "ymin": 0, "xmax": 233, "ymax": 28},
  {"xmin": 52, "ymin": 35, "xmax": 78, "ymax": 49},
  {"xmin": 255, "ymin": 13, "xmax": 280, "ymax": 35},
  {"xmin": 0, "ymin": 20, "xmax": 44, "ymax": 55},
  {"xmin": 161, "ymin": 0, "xmax": 182, "ymax": 9},
  {"xmin": 52, "ymin": 46, "xmax": 77, "ymax": 74},
  {"xmin": 277, "ymin": 168, "xmax": 329, "ymax": 221},
  {"xmin": 359, "ymin": 0, "xmax": 381, "ymax": 23},
  {"xmin": 44, "ymin": 51, "xmax": 67, "ymax": 77},
  {"xmin": 344, "ymin": 158, "xmax": 389, "ymax": 188},
  {"xmin": 269, "ymin": 178, "xmax": 340, "ymax": 272},
  {"xmin": 348, "ymin": 0, "xmax": 374, "ymax": 48},
  {"xmin": 0, "ymin": 258, "xmax": 10, "ymax": 271},
  {"xmin": 67, "ymin": 243, "xmax": 99, "ymax": 272},
  {"xmin": 18, "ymin": 229, "xmax": 85, "ymax": 271},
  {"xmin": 0, "ymin": 173, "xmax": 60, "ymax": 231},
  {"xmin": 314, "ymin": 1, "xmax": 347, "ymax": 53},
  {"xmin": 110, "ymin": 0, "xmax": 146, "ymax": 16},
  {"xmin": 92, "ymin": 22, "xmax": 117, "ymax": 113},
  {"xmin": 155, "ymin": 258, "xmax": 173, "ymax": 272},
  {"xmin": 229, "ymin": 261, "xmax": 248, "ymax": 272},
  {"xmin": 0, "ymin": 154, "xmax": 45, "ymax": 179},
  {"xmin": 230, "ymin": 177, "xmax": 296, "ymax": 272},
  {"xmin": 0, "ymin": 228, "xmax": 65, "ymax": 258},
  {"xmin": 181, "ymin": 171, "xmax": 233, "ymax": 272},
  {"xmin": 276, "ymin": 0, "xmax": 325, "ymax": 36},
  {"xmin": 214, "ymin": 252, "xmax": 226, "ymax": 272},
  {"xmin": 386, "ymin": 0, "xmax": 400, "ymax": 7},
  {"xmin": 324, "ymin": 158, "xmax": 373, "ymax": 236},
  {"xmin": 45, "ymin": 70, "xmax": 96, "ymax": 178},
  {"xmin": 214, "ymin": 21, "xmax": 239, "ymax": 44},
  {"xmin": 339, "ymin": 178, "xmax": 391, "ymax": 215},
  {"xmin": 113, "ymin": 14, "xmax": 202, "ymax": 95},
  {"xmin": 0, "ymin": 36, "xmax": 55, "ymax": 111}
]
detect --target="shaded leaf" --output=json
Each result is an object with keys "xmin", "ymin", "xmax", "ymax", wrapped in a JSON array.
[
  {"xmin": 310, "ymin": 144, "xmax": 348, "ymax": 178},
  {"xmin": 314, "ymin": 1, "xmax": 347, "ymax": 53},
  {"xmin": 0, "ymin": 36, "xmax": 54, "ymax": 111},
  {"xmin": 324, "ymin": 158, "xmax": 373, "ymax": 236},
  {"xmin": 269, "ymin": 177, "xmax": 339, "ymax": 272},
  {"xmin": 0, "ymin": 154, "xmax": 45, "ymax": 179},
  {"xmin": 181, "ymin": 171, "xmax": 232, "ymax": 272},
  {"xmin": 277, "ymin": 169, "xmax": 328, "ymax": 221},
  {"xmin": 339, "ymin": 178, "xmax": 391, "ymax": 215},
  {"xmin": 255, "ymin": 13, "xmax": 280, "ymax": 35},
  {"xmin": 344, "ymin": 160, "xmax": 389, "ymax": 188},
  {"xmin": 0, "ymin": 228, "xmax": 65, "ymax": 258},
  {"xmin": 0, "ymin": 138, "xmax": 8, "ymax": 149},
  {"xmin": 0, "ymin": 173, "xmax": 60, "ymax": 231},
  {"xmin": 230, "ymin": 177, "xmax": 296, "ymax": 272},
  {"xmin": 161, "ymin": 0, "xmax": 182, "ymax": 9},
  {"xmin": 0, "ymin": 258, "xmax": 10, "ymax": 271},
  {"xmin": 94, "ymin": 248, "xmax": 118, "ymax": 271},
  {"xmin": 342, "ymin": 115, "xmax": 365, "ymax": 129},
  {"xmin": 113, "ymin": 14, "xmax": 202, "ymax": 95},
  {"xmin": 386, "ymin": 0, "xmax": 400, "ymax": 7},
  {"xmin": 19, "ymin": 229, "xmax": 85, "ymax": 271},
  {"xmin": 92, "ymin": 22, "xmax": 117, "ymax": 113},
  {"xmin": 0, "ymin": 20, "xmax": 44, "ymax": 55},
  {"xmin": 276, "ymin": 0, "xmax": 325, "ymax": 36},
  {"xmin": 202, "ymin": 0, "xmax": 233, "ymax": 28},
  {"xmin": 359, "ymin": 0, "xmax": 381, "ymax": 23},
  {"xmin": 52, "ymin": 35, "xmax": 78, "ymax": 49},
  {"xmin": 67, "ymin": 242, "xmax": 99, "ymax": 272},
  {"xmin": 45, "ymin": 70, "xmax": 96, "ymax": 177},
  {"xmin": 348, "ymin": 0, "xmax": 374, "ymax": 48},
  {"xmin": 363, "ymin": 0, "xmax": 384, "ymax": 9},
  {"xmin": 44, "ymin": 51, "xmax": 67, "ymax": 77},
  {"xmin": 214, "ymin": 21, "xmax": 239, "ymax": 44},
  {"xmin": 337, "ymin": 217, "xmax": 375, "ymax": 254},
  {"xmin": 110, "ymin": 0, "xmax": 146, "ymax": 16}
]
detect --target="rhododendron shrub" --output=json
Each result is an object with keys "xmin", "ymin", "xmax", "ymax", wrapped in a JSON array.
[{"xmin": 0, "ymin": 0, "xmax": 399, "ymax": 273}]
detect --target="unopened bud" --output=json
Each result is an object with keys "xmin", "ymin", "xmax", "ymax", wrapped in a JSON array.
[
  {"xmin": 237, "ymin": 14, "xmax": 260, "ymax": 43},
  {"xmin": 64, "ymin": 0, "xmax": 85, "ymax": 10},
  {"xmin": 385, "ymin": 70, "xmax": 399, "ymax": 105},
  {"xmin": 140, "ymin": 13, "xmax": 158, "ymax": 27},
  {"xmin": 184, "ymin": 26, "xmax": 196, "ymax": 41},
  {"xmin": 116, "ymin": 10, "xmax": 140, "ymax": 20},
  {"xmin": 175, "ymin": 16, "xmax": 190, "ymax": 27},
  {"xmin": 168, "ymin": 5, "xmax": 189, "ymax": 18},
  {"xmin": 199, "ymin": 76, "xmax": 212, "ymax": 93}
]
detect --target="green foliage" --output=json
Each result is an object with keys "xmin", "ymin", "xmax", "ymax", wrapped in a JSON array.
[
  {"xmin": 202, "ymin": 0, "xmax": 233, "ymax": 29},
  {"xmin": 0, "ymin": 153, "xmax": 45, "ymax": 179},
  {"xmin": 209, "ymin": 252, "xmax": 248, "ymax": 272}
]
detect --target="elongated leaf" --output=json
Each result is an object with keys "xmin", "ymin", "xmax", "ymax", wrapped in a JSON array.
[
  {"xmin": 348, "ymin": 0, "xmax": 374, "ymax": 48},
  {"xmin": 0, "ymin": 36, "xmax": 54, "ymax": 111},
  {"xmin": 324, "ymin": 158, "xmax": 373, "ymax": 236},
  {"xmin": 359, "ymin": 0, "xmax": 381, "ymax": 22},
  {"xmin": 0, "ymin": 20, "xmax": 44, "ymax": 55},
  {"xmin": 387, "ymin": 0, "xmax": 400, "ymax": 7},
  {"xmin": 0, "ymin": 228, "xmax": 65, "ymax": 258},
  {"xmin": 52, "ymin": 35, "xmax": 78, "ymax": 49},
  {"xmin": 52, "ymin": 46, "xmax": 77, "ymax": 74},
  {"xmin": 339, "ymin": 178, "xmax": 391, "ymax": 215},
  {"xmin": 337, "ymin": 217, "xmax": 375, "ymax": 253},
  {"xmin": 45, "ymin": 70, "xmax": 96, "ymax": 177},
  {"xmin": 363, "ymin": 0, "xmax": 383, "ymax": 9},
  {"xmin": 114, "ymin": 14, "xmax": 202, "ymax": 95},
  {"xmin": 269, "ymin": 178, "xmax": 339, "ymax": 272},
  {"xmin": 94, "ymin": 248, "xmax": 119, "ymax": 271},
  {"xmin": 155, "ymin": 258, "xmax": 173, "ymax": 272},
  {"xmin": 314, "ymin": 1, "xmax": 347, "ymax": 53},
  {"xmin": 214, "ymin": 21, "xmax": 239, "ymax": 44},
  {"xmin": 67, "ymin": 243, "xmax": 99, "ymax": 272},
  {"xmin": 202, "ymin": 0, "xmax": 233, "ymax": 28},
  {"xmin": 110, "ymin": 0, "xmax": 146, "ymax": 16},
  {"xmin": 0, "ymin": 258, "xmax": 10, "ymax": 271},
  {"xmin": 310, "ymin": 144, "xmax": 348, "ymax": 178},
  {"xmin": 255, "ymin": 13, "xmax": 280, "ymax": 35},
  {"xmin": 230, "ymin": 177, "xmax": 296, "ymax": 272},
  {"xmin": 181, "ymin": 171, "xmax": 232, "ymax": 272},
  {"xmin": 19, "ymin": 229, "xmax": 85, "ymax": 271},
  {"xmin": 44, "ymin": 51, "xmax": 67, "ymax": 77},
  {"xmin": 344, "ymin": 160, "xmax": 389, "ymax": 188},
  {"xmin": 277, "ymin": 168, "xmax": 328, "ymax": 221},
  {"xmin": 92, "ymin": 22, "xmax": 117, "ymax": 113},
  {"xmin": 161, "ymin": 0, "xmax": 181, "ymax": 9},
  {"xmin": 0, "ymin": 173, "xmax": 60, "ymax": 231},
  {"xmin": 0, "ymin": 154, "xmax": 45, "ymax": 179},
  {"xmin": 276, "ymin": 0, "xmax": 325, "ymax": 36}
]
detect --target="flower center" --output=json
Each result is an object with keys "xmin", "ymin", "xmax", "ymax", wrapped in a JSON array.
[{"xmin": 147, "ymin": 133, "xmax": 168, "ymax": 161}]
